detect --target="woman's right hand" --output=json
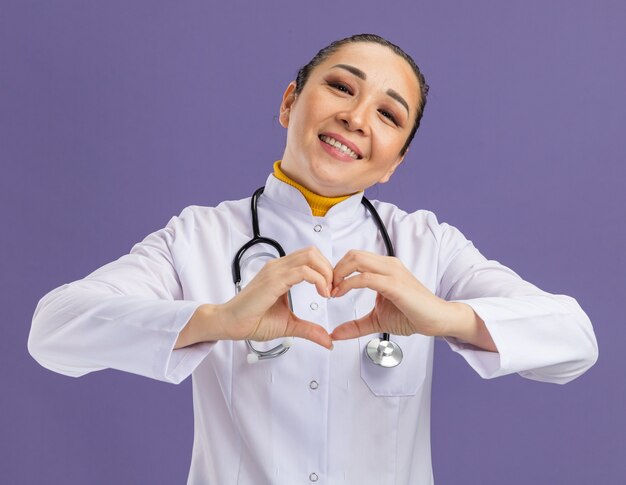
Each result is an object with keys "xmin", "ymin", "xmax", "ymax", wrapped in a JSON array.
[{"xmin": 175, "ymin": 247, "xmax": 334, "ymax": 350}]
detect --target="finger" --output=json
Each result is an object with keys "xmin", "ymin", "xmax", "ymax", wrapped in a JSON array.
[
  {"xmin": 333, "ymin": 250, "xmax": 397, "ymax": 287},
  {"xmin": 237, "ymin": 261, "xmax": 331, "ymax": 318},
  {"xmin": 258, "ymin": 261, "xmax": 331, "ymax": 299},
  {"xmin": 330, "ymin": 310, "xmax": 378, "ymax": 341},
  {"xmin": 332, "ymin": 272, "xmax": 392, "ymax": 299},
  {"xmin": 286, "ymin": 315, "xmax": 333, "ymax": 349},
  {"xmin": 283, "ymin": 265, "xmax": 332, "ymax": 298},
  {"xmin": 280, "ymin": 247, "xmax": 334, "ymax": 294}
]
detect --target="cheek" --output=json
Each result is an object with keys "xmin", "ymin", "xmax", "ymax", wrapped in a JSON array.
[
  {"xmin": 301, "ymin": 91, "xmax": 334, "ymax": 119},
  {"xmin": 285, "ymin": 114, "xmax": 316, "ymax": 155},
  {"xmin": 380, "ymin": 132, "xmax": 408, "ymax": 158}
]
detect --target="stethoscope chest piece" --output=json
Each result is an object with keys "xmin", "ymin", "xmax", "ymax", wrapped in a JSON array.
[{"xmin": 366, "ymin": 337, "xmax": 403, "ymax": 368}]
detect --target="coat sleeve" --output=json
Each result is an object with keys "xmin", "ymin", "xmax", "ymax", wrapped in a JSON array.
[
  {"xmin": 28, "ymin": 207, "xmax": 214, "ymax": 384},
  {"xmin": 433, "ymin": 216, "xmax": 598, "ymax": 384}
]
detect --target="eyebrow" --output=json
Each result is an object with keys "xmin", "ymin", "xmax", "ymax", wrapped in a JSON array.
[{"xmin": 331, "ymin": 64, "xmax": 410, "ymax": 116}]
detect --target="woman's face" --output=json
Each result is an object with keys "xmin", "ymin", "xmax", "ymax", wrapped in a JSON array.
[{"xmin": 279, "ymin": 42, "xmax": 420, "ymax": 197}]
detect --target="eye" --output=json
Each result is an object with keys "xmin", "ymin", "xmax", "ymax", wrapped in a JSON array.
[
  {"xmin": 379, "ymin": 109, "xmax": 399, "ymax": 126},
  {"xmin": 327, "ymin": 81, "xmax": 352, "ymax": 95}
]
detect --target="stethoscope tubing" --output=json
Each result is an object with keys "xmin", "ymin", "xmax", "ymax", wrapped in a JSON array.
[{"xmin": 232, "ymin": 186, "xmax": 402, "ymax": 367}]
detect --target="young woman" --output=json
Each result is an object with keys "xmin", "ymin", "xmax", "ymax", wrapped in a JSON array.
[{"xmin": 29, "ymin": 34, "xmax": 598, "ymax": 484}]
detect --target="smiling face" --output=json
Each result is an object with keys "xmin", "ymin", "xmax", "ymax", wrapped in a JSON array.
[{"xmin": 279, "ymin": 42, "xmax": 421, "ymax": 197}]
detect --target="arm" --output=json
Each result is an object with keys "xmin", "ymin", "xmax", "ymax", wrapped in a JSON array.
[
  {"xmin": 437, "ymin": 221, "xmax": 598, "ymax": 384},
  {"xmin": 29, "ymin": 216, "xmax": 335, "ymax": 382},
  {"xmin": 28, "ymin": 208, "xmax": 212, "ymax": 384},
  {"xmin": 329, "ymin": 211, "xmax": 597, "ymax": 384}
]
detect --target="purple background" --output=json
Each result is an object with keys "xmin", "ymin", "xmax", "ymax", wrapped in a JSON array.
[{"xmin": 2, "ymin": 1, "xmax": 624, "ymax": 483}]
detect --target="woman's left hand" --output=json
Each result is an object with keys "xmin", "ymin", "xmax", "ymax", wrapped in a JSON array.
[{"xmin": 329, "ymin": 250, "xmax": 478, "ymax": 343}]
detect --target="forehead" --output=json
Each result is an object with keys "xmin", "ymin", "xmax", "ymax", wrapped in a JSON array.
[{"xmin": 312, "ymin": 42, "xmax": 420, "ymax": 112}]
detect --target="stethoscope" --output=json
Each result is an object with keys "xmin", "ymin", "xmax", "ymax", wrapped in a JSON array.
[{"xmin": 232, "ymin": 187, "xmax": 404, "ymax": 368}]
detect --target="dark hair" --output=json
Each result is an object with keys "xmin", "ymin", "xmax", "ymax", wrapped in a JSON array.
[{"xmin": 295, "ymin": 33, "xmax": 429, "ymax": 156}]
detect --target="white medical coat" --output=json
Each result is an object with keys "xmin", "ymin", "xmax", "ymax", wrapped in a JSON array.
[{"xmin": 29, "ymin": 173, "xmax": 598, "ymax": 484}]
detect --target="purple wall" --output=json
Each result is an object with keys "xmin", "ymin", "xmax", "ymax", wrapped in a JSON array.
[{"xmin": 2, "ymin": 1, "xmax": 624, "ymax": 483}]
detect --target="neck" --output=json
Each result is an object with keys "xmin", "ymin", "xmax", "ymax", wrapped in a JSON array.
[{"xmin": 272, "ymin": 161, "xmax": 352, "ymax": 217}]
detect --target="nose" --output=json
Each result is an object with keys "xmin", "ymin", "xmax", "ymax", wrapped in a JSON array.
[{"xmin": 338, "ymin": 101, "xmax": 369, "ymax": 135}]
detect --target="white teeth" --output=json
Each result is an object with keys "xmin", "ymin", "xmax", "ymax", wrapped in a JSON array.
[{"xmin": 320, "ymin": 135, "xmax": 359, "ymax": 159}]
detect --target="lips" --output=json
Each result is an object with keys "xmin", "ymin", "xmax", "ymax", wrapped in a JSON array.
[{"xmin": 318, "ymin": 132, "xmax": 363, "ymax": 159}]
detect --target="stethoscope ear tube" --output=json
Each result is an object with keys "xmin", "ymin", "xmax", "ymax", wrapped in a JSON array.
[{"xmin": 232, "ymin": 191, "xmax": 294, "ymax": 362}]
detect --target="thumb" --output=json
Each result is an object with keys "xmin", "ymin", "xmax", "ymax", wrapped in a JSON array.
[
  {"xmin": 330, "ymin": 309, "xmax": 379, "ymax": 341},
  {"xmin": 286, "ymin": 315, "xmax": 333, "ymax": 350}
]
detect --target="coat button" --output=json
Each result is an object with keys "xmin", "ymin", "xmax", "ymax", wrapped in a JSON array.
[
  {"xmin": 309, "ymin": 380, "xmax": 319, "ymax": 390},
  {"xmin": 309, "ymin": 472, "xmax": 319, "ymax": 482},
  {"xmin": 313, "ymin": 224, "xmax": 322, "ymax": 232},
  {"xmin": 310, "ymin": 302, "xmax": 319, "ymax": 310}
]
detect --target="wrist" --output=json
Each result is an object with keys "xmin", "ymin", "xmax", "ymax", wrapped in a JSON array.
[
  {"xmin": 175, "ymin": 303, "xmax": 224, "ymax": 349},
  {"xmin": 441, "ymin": 302, "xmax": 476, "ymax": 340},
  {"xmin": 196, "ymin": 303, "xmax": 229, "ymax": 342},
  {"xmin": 442, "ymin": 301, "xmax": 498, "ymax": 352}
]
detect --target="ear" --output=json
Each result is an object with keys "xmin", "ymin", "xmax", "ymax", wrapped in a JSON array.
[
  {"xmin": 279, "ymin": 81, "xmax": 298, "ymax": 128},
  {"xmin": 378, "ymin": 149, "xmax": 408, "ymax": 184}
]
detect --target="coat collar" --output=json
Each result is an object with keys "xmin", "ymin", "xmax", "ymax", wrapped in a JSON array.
[{"xmin": 262, "ymin": 173, "xmax": 366, "ymax": 221}]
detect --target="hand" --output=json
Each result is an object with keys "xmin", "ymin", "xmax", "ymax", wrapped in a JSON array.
[
  {"xmin": 329, "ymin": 250, "xmax": 454, "ymax": 341},
  {"xmin": 218, "ymin": 246, "xmax": 334, "ymax": 349}
]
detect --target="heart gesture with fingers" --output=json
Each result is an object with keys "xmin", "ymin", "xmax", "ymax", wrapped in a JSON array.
[{"xmin": 213, "ymin": 246, "xmax": 494, "ymax": 353}]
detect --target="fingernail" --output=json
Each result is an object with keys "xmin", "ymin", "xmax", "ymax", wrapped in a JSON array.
[
  {"xmin": 331, "ymin": 287, "xmax": 339, "ymax": 298},
  {"xmin": 329, "ymin": 343, "xmax": 334, "ymax": 351}
]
